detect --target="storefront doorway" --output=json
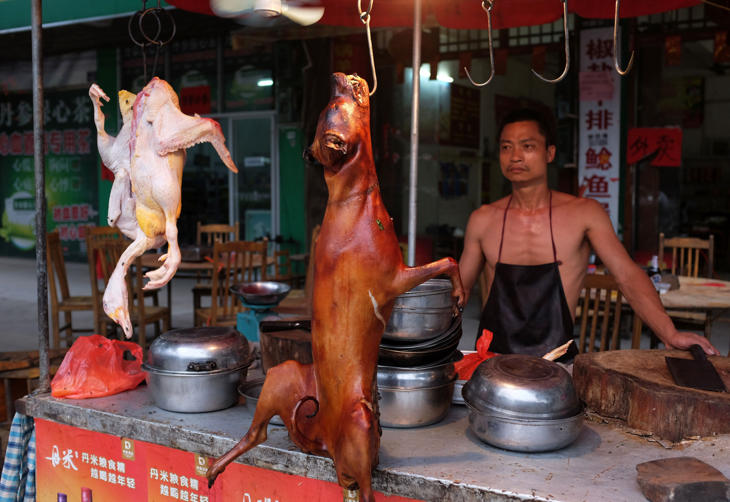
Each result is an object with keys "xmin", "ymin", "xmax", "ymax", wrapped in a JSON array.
[{"xmin": 178, "ymin": 111, "xmax": 278, "ymax": 245}]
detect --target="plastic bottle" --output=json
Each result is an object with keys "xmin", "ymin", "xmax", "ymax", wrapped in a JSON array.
[
  {"xmin": 647, "ymin": 255, "xmax": 662, "ymax": 286},
  {"xmin": 81, "ymin": 487, "xmax": 92, "ymax": 502}
]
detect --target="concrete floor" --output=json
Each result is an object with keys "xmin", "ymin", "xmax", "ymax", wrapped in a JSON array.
[{"xmin": 0, "ymin": 255, "xmax": 728, "ymax": 355}]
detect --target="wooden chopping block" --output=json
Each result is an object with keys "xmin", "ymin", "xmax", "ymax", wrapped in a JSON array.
[
  {"xmin": 636, "ymin": 457, "xmax": 730, "ymax": 502},
  {"xmin": 573, "ymin": 350, "xmax": 730, "ymax": 442},
  {"xmin": 259, "ymin": 329, "xmax": 313, "ymax": 374}
]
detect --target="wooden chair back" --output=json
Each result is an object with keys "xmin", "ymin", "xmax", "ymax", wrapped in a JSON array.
[
  {"xmin": 86, "ymin": 234, "xmax": 128, "ymax": 334},
  {"xmin": 47, "ymin": 231, "xmax": 95, "ymax": 348},
  {"xmin": 577, "ymin": 273, "xmax": 625, "ymax": 353},
  {"xmin": 658, "ymin": 233, "xmax": 714, "ymax": 278},
  {"xmin": 196, "ymin": 222, "xmax": 239, "ymax": 247},
  {"xmin": 47, "ymin": 231, "xmax": 70, "ymax": 311},
  {"xmin": 273, "ymin": 249, "xmax": 292, "ymax": 284},
  {"xmin": 208, "ymin": 240, "xmax": 269, "ymax": 326}
]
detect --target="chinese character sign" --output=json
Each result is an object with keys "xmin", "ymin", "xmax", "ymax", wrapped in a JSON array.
[
  {"xmin": 578, "ymin": 27, "xmax": 622, "ymax": 232},
  {"xmin": 36, "ymin": 419, "xmax": 424, "ymax": 502},
  {"xmin": 0, "ymin": 88, "xmax": 99, "ymax": 259},
  {"xmin": 626, "ymin": 128, "xmax": 682, "ymax": 167}
]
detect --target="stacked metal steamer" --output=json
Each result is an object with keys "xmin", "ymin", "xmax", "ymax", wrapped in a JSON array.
[{"xmin": 377, "ymin": 278, "xmax": 462, "ymax": 428}]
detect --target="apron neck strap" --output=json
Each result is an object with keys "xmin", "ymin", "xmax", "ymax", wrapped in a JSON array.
[{"xmin": 498, "ymin": 190, "xmax": 559, "ymax": 264}]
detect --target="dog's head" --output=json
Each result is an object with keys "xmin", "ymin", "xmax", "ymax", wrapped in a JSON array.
[{"xmin": 305, "ymin": 73, "xmax": 371, "ymax": 173}]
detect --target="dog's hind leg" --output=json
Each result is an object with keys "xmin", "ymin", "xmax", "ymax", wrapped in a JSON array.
[{"xmin": 206, "ymin": 361, "xmax": 321, "ymax": 487}]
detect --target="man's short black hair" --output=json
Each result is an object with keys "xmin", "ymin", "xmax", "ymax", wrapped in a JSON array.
[{"xmin": 497, "ymin": 107, "xmax": 556, "ymax": 148}]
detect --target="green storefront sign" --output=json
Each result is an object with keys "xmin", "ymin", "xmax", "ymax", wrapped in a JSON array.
[{"xmin": 0, "ymin": 88, "xmax": 99, "ymax": 260}]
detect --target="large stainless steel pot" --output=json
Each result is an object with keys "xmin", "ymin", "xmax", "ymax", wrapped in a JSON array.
[
  {"xmin": 462, "ymin": 354, "xmax": 583, "ymax": 451},
  {"xmin": 377, "ymin": 352, "xmax": 460, "ymax": 428},
  {"xmin": 378, "ymin": 317, "xmax": 462, "ymax": 367},
  {"xmin": 465, "ymin": 404, "xmax": 584, "ymax": 452},
  {"xmin": 143, "ymin": 327, "xmax": 253, "ymax": 413},
  {"xmin": 383, "ymin": 278, "xmax": 455, "ymax": 342}
]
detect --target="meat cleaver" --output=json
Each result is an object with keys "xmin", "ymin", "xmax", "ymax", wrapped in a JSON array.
[{"xmin": 665, "ymin": 344, "xmax": 727, "ymax": 392}]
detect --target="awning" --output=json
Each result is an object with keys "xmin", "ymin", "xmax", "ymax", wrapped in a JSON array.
[
  {"xmin": 166, "ymin": 0, "xmax": 703, "ymax": 29},
  {"xmin": 0, "ymin": 0, "xmax": 171, "ymax": 33}
]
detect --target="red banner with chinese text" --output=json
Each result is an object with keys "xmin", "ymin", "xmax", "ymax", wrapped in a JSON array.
[
  {"xmin": 36, "ymin": 419, "xmax": 424, "ymax": 502},
  {"xmin": 626, "ymin": 128, "xmax": 683, "ymax": 167}
]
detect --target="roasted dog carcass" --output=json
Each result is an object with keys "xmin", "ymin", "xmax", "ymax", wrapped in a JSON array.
[
  {"xmin": 89, "ymin": 78, "xmax": 237, "ymax": 337},
  {"xmin": 206, "ymin": 73, "xmax": 464, "ymax": 502}
]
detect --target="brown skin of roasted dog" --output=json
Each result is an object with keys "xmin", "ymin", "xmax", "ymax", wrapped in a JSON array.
[{"xmin": 206, "ymin": 73, "xmax": 465, "ymax": 501}]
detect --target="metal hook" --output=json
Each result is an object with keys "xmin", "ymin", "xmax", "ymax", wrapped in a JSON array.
[
  {"xmin": 465, "ymin": 0, "xmax": 495, "ymax": 87},
  {"xmin": 531, "ymin": 0, "xmax": 570, "ymax": 83},
  {"xmin": 358, "ymin": 0, "xmax": 377, "ymax": 95},
  {"xmin": 613, "ymin": 0, "xmax": 634, "ymax": 75}
]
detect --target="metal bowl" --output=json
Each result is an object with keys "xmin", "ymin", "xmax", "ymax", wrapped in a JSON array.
[
  {"xmin": 378, "ymin": 320, "xmax": 462, "ymax": 367},
  {"xmin": 377, "ymin": 353, "xmax": 460, "ymax": 428},
  {"xmin": 231, "ymin": 281, "xmax": 291, "ymax": 306},
  {"xmin": 466, "ymin": 403, "xmax": 584, "ymax": 452},
  {"xmin": 383, "ymin": 278, "xmax": 455, "ymax": 342},
  {"xmin": 462, "ymin": 354, "xmax": 581, "ymax": 420},
  {"xmin": 238, "ymin": 378, "xmax": 284, "ymax": 426}
]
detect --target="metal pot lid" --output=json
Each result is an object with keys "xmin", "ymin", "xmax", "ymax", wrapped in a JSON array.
[
  {"xmin": 146, "ymin": 327, "xmax": 250, "ymax": 373},
  {"xmin": 462, "ymin": 354, "xmax": 580, "ymax": 419}
]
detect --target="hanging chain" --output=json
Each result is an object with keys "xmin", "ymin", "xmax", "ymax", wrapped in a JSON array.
[
  {"xmin": 128, "ymin": 0, "xmax": 176, "ymax": 82},
  {"xmin": 357, "ymin": 0, "xmax": 377, "ymax": 96}
]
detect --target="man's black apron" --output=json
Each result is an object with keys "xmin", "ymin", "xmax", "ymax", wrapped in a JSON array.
[{"xmin": 478, "ymin": 191, "xmax": 578, "ymax": 361}]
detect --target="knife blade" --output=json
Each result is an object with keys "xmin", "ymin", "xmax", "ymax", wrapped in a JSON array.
[{"xmin": 665, "ymin": 344, "xmax": 727, "ymax": 393}]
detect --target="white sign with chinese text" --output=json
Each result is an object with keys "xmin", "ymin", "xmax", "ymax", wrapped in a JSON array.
[{"xmin": 578, "ymin": 27, "xmax": 622, "ymax": 233}]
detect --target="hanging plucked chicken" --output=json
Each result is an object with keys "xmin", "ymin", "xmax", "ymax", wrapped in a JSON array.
[{"xmin": 89, "ymin": 78, "xmax": 237, "ymax": 337}]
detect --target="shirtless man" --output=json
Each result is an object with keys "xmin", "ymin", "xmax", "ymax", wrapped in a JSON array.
[{"xmin": 459, "ymin": 108, "xmax": 719, "ymax": 357}]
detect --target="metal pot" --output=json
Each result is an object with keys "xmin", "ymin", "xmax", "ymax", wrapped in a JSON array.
[
  {"xmin": 465, "ymin": 404, "xmax": 584, "ymax": 452},
  {"xmin": 143, "ymin": 327, "xmax": 253, "ymax": 413},
  {"xmin": 462, "ymin": 354, "xmax": 583, "ymax": 451},
  {"xmin": 377, "ymin": 352, "xmax": 460, "ymax": 428},
  {"xmin": 383, "ymin": 278, "xmax": 455, "ymax": 342}
]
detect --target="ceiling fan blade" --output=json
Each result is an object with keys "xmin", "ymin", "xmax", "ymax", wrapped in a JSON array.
[
  {"xmin": 281, "ymin": 4, "xmax": 324, "ymax": 26},
  {"xmin": 210, "ymin": 0, "xmax": 257, "ymax": 18}
]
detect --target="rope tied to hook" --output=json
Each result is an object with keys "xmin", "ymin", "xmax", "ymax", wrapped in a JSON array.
[
  {"xmin": 128, "ymin": 0, "xmax": 176, "ymax": 82},
  {"xmin": 357, "ymin": 0, "xmax": 377, "ymax": 96}
]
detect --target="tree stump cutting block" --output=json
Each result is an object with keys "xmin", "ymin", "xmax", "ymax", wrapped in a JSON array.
[
  {"xmin": 636, "ymin": 457, "xmax": 730, "ymax": 502},
  {"xmin": 259, "ymin": 329, "xmax": 313, "ymax": 374},
  {"xmin": 573, "ymin": 350, "xmax": 730, "ymax": 442}
]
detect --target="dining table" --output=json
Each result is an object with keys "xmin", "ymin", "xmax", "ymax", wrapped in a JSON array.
[{"xmin": 631, "ymin": 275, "xmax": 730, "ymax": 349}]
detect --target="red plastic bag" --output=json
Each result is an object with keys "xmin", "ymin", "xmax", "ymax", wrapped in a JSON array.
[
  {"xmin": 454, "ymin": 329, "xmax": 498, "ymax": 380},
  {"xmin": 51, "ymin": 334, "xmax": 146, "ymax": 399}
]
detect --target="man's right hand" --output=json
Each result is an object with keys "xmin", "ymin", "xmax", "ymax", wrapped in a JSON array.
[{"xmin": 665, "ymin": 331, "xmax": 720, "ymax": 356}]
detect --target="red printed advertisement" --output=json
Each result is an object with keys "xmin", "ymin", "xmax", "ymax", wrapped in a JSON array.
[{"xmin": 36, "ymin": 419, "xmax": 423, "ymax": 502}]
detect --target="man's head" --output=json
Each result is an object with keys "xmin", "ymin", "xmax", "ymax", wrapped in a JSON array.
[
  {"xmin": 497, "ymin": 107, "xmax": 556, "ymax": 148},
  {"xmin": 497, "ymin": 107, "xmax": 557, "ymax": 185}
]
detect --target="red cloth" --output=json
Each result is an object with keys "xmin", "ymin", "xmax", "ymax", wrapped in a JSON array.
[{"xmin": 454, "ymin": 329, "xmax": 497, "ymax": 381}]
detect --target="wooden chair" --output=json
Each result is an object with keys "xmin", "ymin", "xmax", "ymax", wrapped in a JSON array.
[
  {"xmin": 192, "ymin": 222, "xmax": 240, "ymax": 312},
  {"xmin": 273, "ymin": 249, "xmax": 293, "ymax": 285},
  {"xmin": 197, "ymin": 222, "xmax": 239, "ymax": 247},
  {"xmin": 194, "ymin": 240, "xmax": 269, "ymax": 327},
  {"xmin": 86, "ymin": 235, "xmax": 170, "ymax": 349},
  {"xmin": 658, "ymin": 233, "xmax": 715, "ymax": 339},
  {"xmin": 659, "ymin": 233, "xmax": 714, "ymax": 278},
  {"xmin": 47, "ymin": 231, "xmax": 94, "ymax": 348},
  {"xmin": 577, "ymin": 273, "xmax": 626, "ymax": 353}
]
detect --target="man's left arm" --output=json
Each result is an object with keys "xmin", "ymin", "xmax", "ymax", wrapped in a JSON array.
[{"xmin": 583, "ymin": 200, "xmax": 719, "ymax": 355}]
